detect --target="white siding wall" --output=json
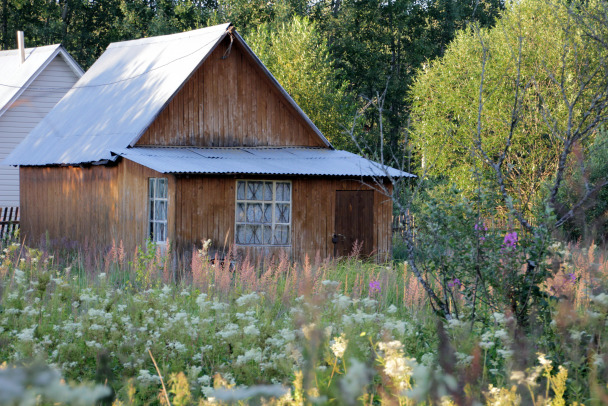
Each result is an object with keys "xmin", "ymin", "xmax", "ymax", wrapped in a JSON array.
[{"xmin": 0, "ymin": 55, "xmax": 79, "ymax": 207}]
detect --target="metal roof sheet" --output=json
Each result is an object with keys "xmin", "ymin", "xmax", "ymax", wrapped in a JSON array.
[
  {"xmin": 3, "ymin": 24, "xmax": 230, "ymax": 166},
  {"xmin": 0, "ymin": 45, "xmax": 83, "ymax": 119},
  {"xmin": 3, "ymin": 23, "xmax": 332, "ymax": 167},
  {"xmin": 113, "ymin": 147, "xmax": 415, "ymax": 178}
]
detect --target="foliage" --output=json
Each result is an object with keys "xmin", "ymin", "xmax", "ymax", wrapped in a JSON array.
[
  {"xmin": 246, "ymin": 16, "xmax": 354, "ymax": 149},
  {"xmin": 404, "ymin": 184, "xmax": 554, "ymax": 326},
  {"xmin": 411, "ymin": 0, "xmax": 608, "ymax": 217}
]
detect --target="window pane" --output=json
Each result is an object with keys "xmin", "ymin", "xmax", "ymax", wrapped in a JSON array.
[
  {"xmin": 149, "ymin": 200, "xmax": 154, "ymax": 221},
  {"xmin": 149, "ymin": 178, "xmax": 155, "ymax": 199},
  {"xmin": 236, "ymin": 203, "xmax": 246, "ymax": 223},
  {"xmin": 275, "ymin": 203, "xmax": 290, "ymax": 223},
  {"xmin": 237, "ymin": 181, "xmax": 246, "ymax": 200},
  {"xmin": 158, "ymin": 178, "xmax": 168, "ymax": 198},
  {"xmin": 236, "ymin": 224, "xmax": 246, "ymax": 244},
  {"xmin": 273, "ymin": 225, "xmax": 290, "ymax": 245},
  {"xmin": 158, "ymin": 223, "xmax": 166, "ymax": 242},
  {"xmin": 276, "ymin": 182, "xmax": 290, "ymax": 201},
  {"xmin": 263, "ymin": 204, "xmax": 272, "ymax": 223},
  {"xmin": 247, "ymin": 181, "xmax": 262, "ymax": 200},
  {"xmin": 245, "ymin": 225, "xmax": 262, "ymax": 244},
  {"xmin": 247, "ymin": 203, "xmax": 263, "ymax": 223},
  {"xmin": 263, "ymin": 225, "xmax": 272, "ymax": 244},
  {"xmin": 155, "ymin": 201, "xmax": 167, "ymax": 221},
  {"xmin": 264, "ymin": 182, "xmax": 273, "ymax": 201}
]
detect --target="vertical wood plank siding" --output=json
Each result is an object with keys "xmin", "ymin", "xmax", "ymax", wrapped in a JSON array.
[
  {"xmin": 21, "ymin": 161, "xmax": 392, "ymax": 262},
  {"xmin": 19, "ymin": 160, "xmax": 172, "ymax": 254},
  {"xmin": 137, "ymin": 37, "xmax": 324, "ymax": 148},
  {"xmin": 175, "ymin": 176, "xmax": 393, "ymax": 263}
]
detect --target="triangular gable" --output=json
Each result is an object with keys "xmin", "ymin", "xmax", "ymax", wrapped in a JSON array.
[
  {"xmin": 136, "ymin": 31, "xmax": 332, "ymax": 148},
  {"xmin": 4, "ymin": 23, "xmax": 331, "ymax": 167},
  {"xmin": 0, "ymin": 45, "xmax": 83, "ymax": 119}
]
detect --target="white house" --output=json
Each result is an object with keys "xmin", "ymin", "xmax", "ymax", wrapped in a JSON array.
[{"xmin": 0, "ymin": 33, "xmax": 83, "ymax": 207}]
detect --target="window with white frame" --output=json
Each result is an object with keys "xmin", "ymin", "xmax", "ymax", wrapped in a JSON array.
[
  {"xmin": 149, "ymin": 178, "xmax": 168, "ymax": 244},
  {"xmin": 235, "ymin": 180, "xmax": 291, "ymax": 246}
]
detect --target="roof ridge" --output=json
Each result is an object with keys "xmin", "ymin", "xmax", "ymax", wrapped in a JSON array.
[{"xmin": 107, "ymin": 23, "xmax": 231, "ymax": 49}]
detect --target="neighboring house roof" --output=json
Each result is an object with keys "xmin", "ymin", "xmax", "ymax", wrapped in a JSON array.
[
  {"xmin": 0, "ymin": 44, "xmax": 83, "ymax": 119},
  {"xmin": 4, "ymin": 23, "xmax": 331, "ymax": 167},
  {"xmin": 113, "ymin": 147, "xmax": 416, "ymax": 178}
]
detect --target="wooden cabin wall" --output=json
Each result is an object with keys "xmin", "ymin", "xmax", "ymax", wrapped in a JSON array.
[
  {"xmin": 20, "ymin": 165, "xmax": 120, "ymax": 250},
  {"xmin": 174, "ymin": 176, "xmax": 393, "ymax": 264},
  {"xmin": 20, "ymin": 160, "xmax": 175, "ymax": 255},
  {"xmin": 137, "ymin": 37, "xmax": 325, "ymax": 148}
]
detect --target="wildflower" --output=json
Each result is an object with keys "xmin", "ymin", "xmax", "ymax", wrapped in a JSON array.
[
  {"xmin": 243, "ymin": 325, "xmax": 260, "ymax": 336},
  {"xmin": 331, "ymin": 334, "xmax": 348, "ymax": 358},
  {"xmin": 236, "ymin": 292, "xmax": 260, "ymax": 307},
  {"xmin": 503, "ymin": 232, "xmax": 518, "ymax": 249},
  {"xmin": 236, "ymin": 348, "xmax": 263, "ymax": 364},
  {"xmin": 387, "ymin": 304, "xmax": 398, "ymax": 314},
  {"xmin": 369, "ymin": 280, "xmax": 381, "ymax": 294},
  {"xmin": 567, "ymin": 273, "xmax": 576, "ymax": 283},
  {"xmin": 447, "ymin": 278, "xmax": 461, "ymax": 289},
  {"xmin": 537, "ymin": 353, "xmax": 552, "ymax": 367}
]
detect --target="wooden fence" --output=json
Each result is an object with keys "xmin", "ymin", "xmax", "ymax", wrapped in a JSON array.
[{"xmin": 0, "ymin": 207, "xmax": 20, "ymax": 239}]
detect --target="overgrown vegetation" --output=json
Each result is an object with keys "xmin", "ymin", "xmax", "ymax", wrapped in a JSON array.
[{"xmin": 1, "ymin": 236, "xmax": 608, "ymax": 404}]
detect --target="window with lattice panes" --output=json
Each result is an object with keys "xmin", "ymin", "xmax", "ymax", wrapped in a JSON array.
[
  {"xmin": 235, "ymin": 180, "xmax": 291, "ymax": 246},
  {"xmin": 148, "ymin": 178, "xmax": 168, "ymax": 244}
]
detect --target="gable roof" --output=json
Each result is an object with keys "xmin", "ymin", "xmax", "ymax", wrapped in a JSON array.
[
  {"xmin": 0, "ymin": 44, "xmax": 83, "ymax": 119},
  {"xmin": 4, "ymin": 23, "xmax": 331, "ymax": 167},
  {"xmin": 113, "ymin": 147, "xmax": 415, "ymax": 178}
]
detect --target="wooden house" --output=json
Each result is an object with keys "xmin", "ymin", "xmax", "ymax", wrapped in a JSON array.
[
  {"xmin": 3, "ymin": 24, "xmax": 413, "ymax": 263},
  {"xmin": 0, "ymin": 32, "xmax": 83, "ymax": 207}
]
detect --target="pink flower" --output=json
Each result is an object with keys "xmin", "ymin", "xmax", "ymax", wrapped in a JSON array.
[{"xmin": 503, "ymin": 232, "xmax": 518, "ymax": 248}]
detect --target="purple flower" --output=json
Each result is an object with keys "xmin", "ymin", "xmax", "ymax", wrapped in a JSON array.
[
  {"xmin": 369, "ymin": 280, "xmax": 381, "ymax": 294},
  {"xmin": 475, "ymin": 223, "xmax": 487, "ymax": 242},
  {"xmin": 448, "ymin": 278, "xmax": 461, "ymax": 289},
  {"xmin": 503, "ymin": 232, "xmax": 518, "ymax": 248},
  {"xmin": 567, "ymin": 273, "xmax": 576, "ymax": 283},
  {"xmin": 474, "ymin": 223, "xmax": 487, "ymax": 231}
]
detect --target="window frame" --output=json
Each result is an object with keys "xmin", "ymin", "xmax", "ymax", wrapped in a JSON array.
[
  {"xmin": 148, "ymin": 177, "xmax": 169, "ymax": 245},
  {"xmin": 234, "ymin": 180, "xmax": 292, "ymax": 247}
]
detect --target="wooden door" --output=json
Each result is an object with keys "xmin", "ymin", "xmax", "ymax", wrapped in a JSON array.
[{"xmin": 334, "ymin": 190, "xmax": 374, "ymax": 257}]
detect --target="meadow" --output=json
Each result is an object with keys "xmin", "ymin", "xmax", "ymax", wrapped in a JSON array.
[{"xmin": 1, "ymin": 236, "xmax": 607, "ymax": 405}]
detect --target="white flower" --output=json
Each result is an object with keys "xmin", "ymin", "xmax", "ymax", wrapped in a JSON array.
[
  {"xmin": 387, "ymin": 304, "xmax": 398, "ymax": 314},
  {"xmin": 236, "ymin": 348, "xmax": 263, "ymax": 364},
  {"xmin": 16, "ymin": 326, "xmax": 36, "ymax": 342},
  {"xmin": 497, "ymin": 349, "xmax": 513, "ymax": 359},
  {"xmin": 494, "ymin": 329, "xmax": 509, "ymax": 341},
  {"xmin": 330, "ymin": 334, "xmax": 348, "ymax": 358},
  {"xmin": 217, "ymin": 323, "xmax": 239, "ymax": 339},
  {"xmin": 537, "ymin": 353, "xmax": 552, "ymax": 367},
  {"xmin": 236, "ymin": 292, "xmax": 260, "ymax": 307},
  {"xmin": 243, "ymin": 325, "xmax": 260, "ymax": 336},
  {"xmin": 591, "ymin": 293, "xmax": 608, "ymax": 306}
]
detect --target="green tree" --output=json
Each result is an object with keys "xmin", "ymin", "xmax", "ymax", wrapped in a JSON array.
[
  {"xmin": 311, "ymin": 0, "xmax": 503, "ymax": 162},
  {"xmin": 246, "ymin": 16, "xmax": 354, "ymax": 148},
  {"xmin": 410, "ymin": 0, "xmax": 608, "ymax": 220}
]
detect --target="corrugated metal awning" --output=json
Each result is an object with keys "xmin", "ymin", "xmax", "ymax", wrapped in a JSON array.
[{"xmin": 112, "ymin": 147, "xmax": 415, "ymax": 178}]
